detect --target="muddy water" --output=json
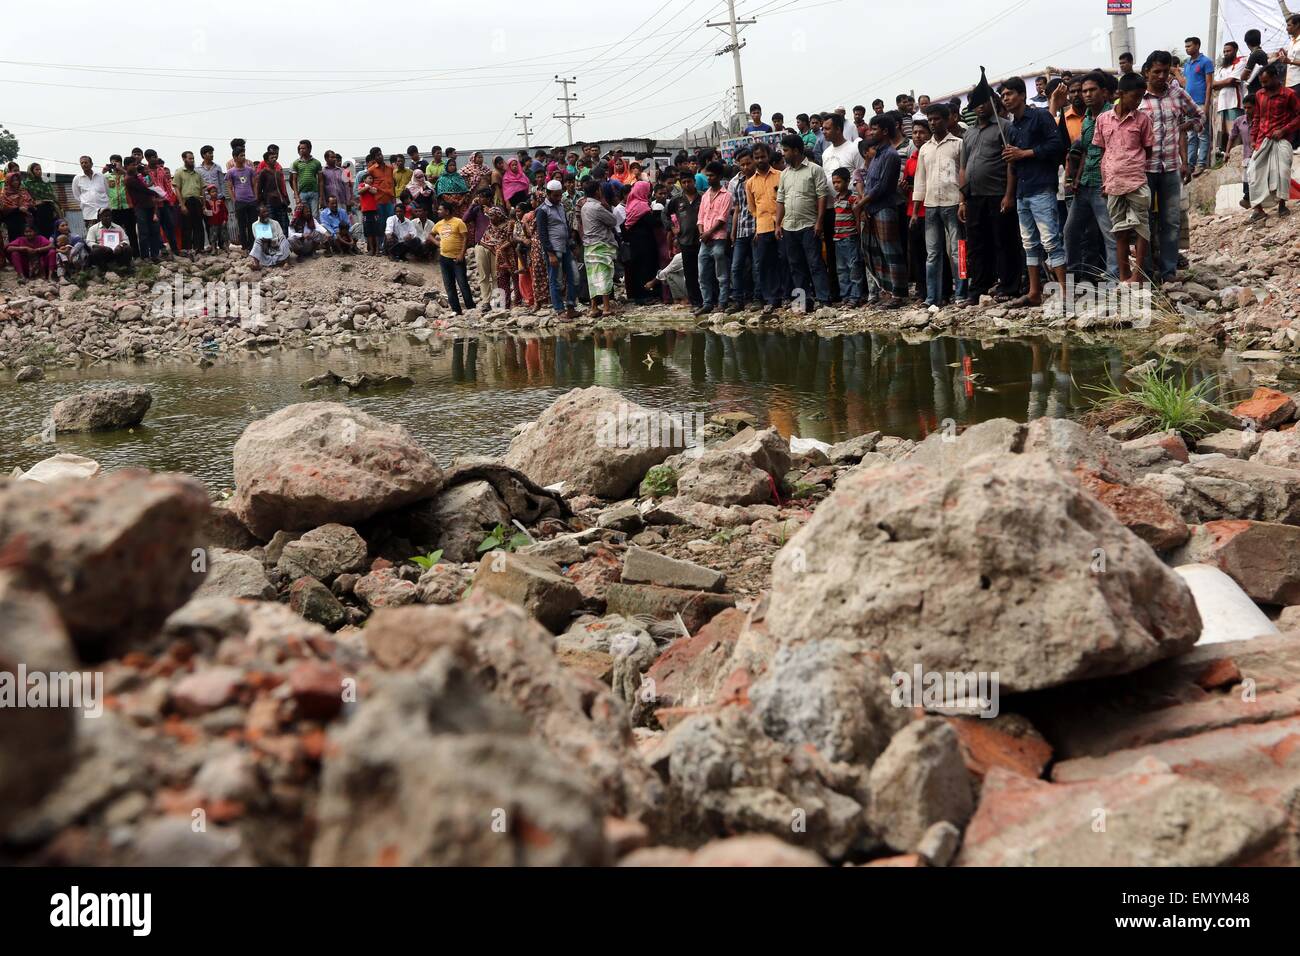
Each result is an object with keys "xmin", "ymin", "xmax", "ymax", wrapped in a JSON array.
[{"xmin": 0, "ymin": 327, "xmax": 1228, "ymax": 488}]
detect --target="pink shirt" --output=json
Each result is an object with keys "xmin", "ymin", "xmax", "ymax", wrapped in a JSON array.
[
  {"xmin": 697, "ymin": 186, "xmax": 733, "ymax": 241},
  {"xmin": 1091, "ymin": 108, "xmax": 1154, "ymax": 196}
]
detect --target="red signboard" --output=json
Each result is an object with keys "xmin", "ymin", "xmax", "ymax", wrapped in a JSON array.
[{"xmin": 1107, "ymin": 0, "xmax": 1132, "ymax": 13}]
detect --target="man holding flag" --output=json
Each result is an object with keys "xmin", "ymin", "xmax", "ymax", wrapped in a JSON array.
[{"xmin": 959, "ymin": 67, "xmax": 1023, "ymax": 301}]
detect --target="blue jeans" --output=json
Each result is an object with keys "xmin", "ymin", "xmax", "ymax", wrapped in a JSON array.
[
  {"xmin": 754, "ymin": 232, "xmax": 781, "ymax": 305},
  {"xmin": 1016, "ymin": 189, "xmax": 1066, "ymax": 269},
  {"xmin": 834, "ymin": 236, "xmax": 865, "ymax": 303},
  {"xmin": 729, "ymin": 235, "xmax": 757, "ymax": 305},
  {"xmin": 1145, "ymin": 170, "xmax": 1182, "ymax": 281},
  {"xmin": 780, "ymin": 226, "xmax": 830, "ymax": 308},
  {"xmin": 1064, "ymin": 183, "xmax": 1117, "ymax": 281},
  {"xmin": 377, "ymin": 202, "xmax": 395, "ymax": 222},
  {"xmin": 546, "ymin": 248, "xmax": 579, "ymax": 312},
  {"xmin": 1186, "ymin": 129, "xmax": 1210, "ymax": 170},
  {"xmin": 135, "ymin": 206, "xmax": 162, "ymax": 260},
  {"xmin": 298, "ymin": 190, "xmax": 319, "ymax": 216},
  {"xmin": 924, "ymin": 205, "xmax": 967, "ymax": 304},
  {"xmin": 698, "ymin": 239, "xmax": 730, "ymax": 309}
]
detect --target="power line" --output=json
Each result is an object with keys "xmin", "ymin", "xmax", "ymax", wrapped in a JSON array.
[{"xmin": 553, "ymin": 76, "xmax": 584, "ymax": 145}]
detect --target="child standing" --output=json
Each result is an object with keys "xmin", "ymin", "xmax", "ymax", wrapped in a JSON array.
[
  {"xmin": 831, "ymin": 167, "xmax": 865, "ymax": 307},
  {"xmin": 1092, "ymin": 72, "xmax": 1155, "ymax": 284},
  {"xmin": 204, "ymin": 184, "xmax": 230, "ymax": 251},
  {"xmin": 1228, "ymin": 94, "xmax": 1256, "ymax": 209},
  {"xmin": 358, "ymin": 173, "xmax": 381, "ymax": 256}
]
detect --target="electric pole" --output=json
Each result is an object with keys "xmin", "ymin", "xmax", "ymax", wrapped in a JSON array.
[
  {"xmin": 1208, "ymin": 0, "xmax": 1220, "ymax": 67},
  {"xmin": 515, "ymin": 113, "xmax": 533, "ymax": 149},
  {"xmin": 554, "ymin": 76, "xmax": 584, "ymax": 147},
  {"xmin": 1109, "ymin": 10, "xmax": 1134, "ymax": 70},
  {"xmin": 707, "ymin": 0, "xmax": 756, "ymax": 131}
]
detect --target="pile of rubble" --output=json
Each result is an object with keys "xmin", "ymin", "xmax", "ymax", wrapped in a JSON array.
[{"xmin": 2, "ymin": 381, "xmax": 1300, "ymax": 866}]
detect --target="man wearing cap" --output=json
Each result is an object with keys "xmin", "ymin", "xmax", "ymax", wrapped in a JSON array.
[{"xmin": 536, "ymin": 179, "xmax": 580, "ymax": 319}]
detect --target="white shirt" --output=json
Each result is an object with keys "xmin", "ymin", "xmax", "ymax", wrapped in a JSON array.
[
  {"xmin": 408, "ymin": 217, "xmax": 435, "ymax": 242},
  {"xmin": 1289, "ymin": 35, "xmax": 1300, "ymax": 88},
  {"xmin": 85, "ymin": 222, "xmax": 128, "ymax": 248},
  {"xmin": 385, "ymin": 215, "xmax": 419, "ymax": 241},
  {"xmin": 1214, "ymin": 58, "xmax": 1247, "ymax": 112},
  {"xmin": 911, "ymin": 132, "xmax": 963, "ymax": 208},
  {"xmin": 820, "ymin": 138, "xmax": 864, "ymax": 188},
  {"xmin": 72, "ymin": 170, "xmax": 109, "ymax": 215},
  {"xmin": 289, "ymin": 222, "xmax": 329, "ymax": 240}
]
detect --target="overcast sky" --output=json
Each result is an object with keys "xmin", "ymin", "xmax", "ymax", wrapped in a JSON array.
[{"xmin": 6, "ymin": 0, "xmax": 1206, "ymax": 173}]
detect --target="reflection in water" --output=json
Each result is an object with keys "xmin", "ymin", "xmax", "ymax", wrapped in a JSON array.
[{"xmin": 0, "ymin": 327, "xmax": 1232, "ymax": 488}]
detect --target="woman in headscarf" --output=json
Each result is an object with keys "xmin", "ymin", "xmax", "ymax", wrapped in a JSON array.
[
  {"xmin": 520, "ymin": 200, "xmax": 551, "ymax": 312},
  {"xmin": 22, "ymin": 163, "xmax": 59, "ymax": 237},
  {"xmin": 1, "ymin": 172, "xmax": 34, "ymax": 244},
  {"xmin": 402, "ymin": 168, "xmax": 436, "ymax": 216},
  {"xmin": 610, "ymin": 157, "xmax": 635, "ymax": 186},
  {"xmin": 434, "ymin": 158, "xmax": 470, "ymax": 218},
  {"xmin": 7, "ymin": 221, "xmax": 56, "ymax": 280},
  {"xmin": 460, "ymin": 151, "xmax": 490, "ymax": 196},
  {"xmin": 622, "ymin": 181, "xmax": 658, "ymax": 305},
  {"xmin": 490, "ymin": 156, "xmax": 507, "ymax": 207},
  {"xmin": 53, "ymin": 218, "xmax": 88, "ymax": 276},
  {"xmin": 480, "ymin": 205, "xmax": 517, "ymax": 308},
  {"xmin": 502, "ymin": 158, "xmax": 531, "ymax": 209}
]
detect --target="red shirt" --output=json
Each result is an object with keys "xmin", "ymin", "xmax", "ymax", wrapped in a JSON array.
[
  {"xmin": 1253, "ymin": 86, "xmax": 1300, "ymax": 146},
  {"xmin": 359, "ymin": 186, "xmax": 378, "ymax": 213}
]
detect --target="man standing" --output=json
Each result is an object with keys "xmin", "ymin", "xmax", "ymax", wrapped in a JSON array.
[
  {"xmin": 1001, "ymin": 76, "xmax": 1067, "ymax": 307},
  {"xmin": 1274, "ymin": 14, "xmax": 1300, "ymax": 95},
  {"xmin": 104, "ymin": 154, "xmax": 138, "ymax": 255},
  {"xmin": 744, "ymin": 104, "xmax": 773, "ymax": 134},
  {"xmin": 746, "ymin": 142, "xmax": 782, "ymax": 315},
  {"xmin": 1138, "ymin": 50, "xmax": 1203, "ymax": 281},
  {"xmin": 1246, "ymin": 64, "xmax": 1300, "ymax": 223},
  {"xmin": 174, "ymin": 151, "xmax": 207, "ymax": 257},
  {"xmin": 537, "ymin": 180, "xmax": 580, "ymax": 319},
  {"xmin": 1118, "ymin": 51, "xmax": 1136, "ymax": 79},
  {"xmin": 71, "ymin": 155, "xmax": 109, "ymax": 227},
  {"xmin": 320, "ymin": 151, "xmax": 352, "ymax": 212},
  {"xmin": 960, "ymin": 88, "xmax": 1023, "ymax": 301},
  {"xmin": 668, "ymin": 173, "xmax": 704, "ymax": 309},
  {"xmin": 727, "ymin": 147, "xmax": 757, "ymax": 314},
  {"xmin": 913, "ymin": 103, "xmax": 966, "ymax": 307},
  {"xmin": 1183, "ymin": 37, "xmax": 1215, "ymax": 175},
  {"xmin": 696, "ymin": 160, "xmax": 733, "ymax": 316},
  {"xmin": 1063, "ymin": 72, "xmax": 1118, "ymax": 282},
  {"xmin": 124, "ymin": 156, "xmax": 162, "ymax": 263},
  {"xmin": 1029, "ymin": 76, "xmax": 1050, "ymax": 109},
  {"xmin": 820, "ymin": 113, "xmax": 862, "ymax": 303},
  {"xmin": 1244, "ymin": 29, "xmax": 1270, "ymax": 95},
  {"xmin": 860, "ymin": 113, "xmax": 908, "ymax": 307},
  {"xmin": 196, "ymin": 146, "xmax": 226, "ymax": 219},
  {"xmin": 226, "ymin": 151, "xmax": 259, "ymax": 250},
  {"xmin": 1210, "ymin": 41, "xmax": 1248, "ymax": 165},
  {"xmin": 775, "ymin": 133, "xmax": 831, "ymax": 313},
  {"xmin": 290, "ymin": 140, "xmax": 323, "ymax": 216}
]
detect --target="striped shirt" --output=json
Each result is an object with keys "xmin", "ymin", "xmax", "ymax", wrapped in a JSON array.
[
  {"xmin": 729, "ymin": 172, "xmax": 755, "ymax": 239},
  {"xmin": 1138, "ymin": 85, "xmax": 1204, "ymax": 174},
  {"xmin": 832, "ymin": 194, "xmax": 858, "ymax": 240}
]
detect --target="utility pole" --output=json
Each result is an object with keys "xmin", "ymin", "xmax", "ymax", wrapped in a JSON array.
[
  {"xmin": 553, "ymin": 76, "xmax": 584, "ymax": 147},
  {"xmin": 515, "ymin": 113, "xmax": 533, "ymax": 149},
  {"xmin": 1109, "ymin": 10, "xmax": 1134, "ymax": 70},
  {"xmin": 1208, "ymin": 0, "xmax": 1220, "ymax": 66},
  {"xmin": 707, "ymin": 0, "xmax": 756, "ymax": 131}
]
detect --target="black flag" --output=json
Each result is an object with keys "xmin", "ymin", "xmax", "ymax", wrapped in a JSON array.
[{"xmin": 968, "ymin": 66, "xmax": 995, "ymax": 108}]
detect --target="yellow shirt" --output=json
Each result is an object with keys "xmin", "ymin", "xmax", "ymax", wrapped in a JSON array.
[
  {"xmin": 745, "ymin": 167, "xmax": 781, "ymax": 234},
  {"xmin": 433, "ymin": 217, "xmax": 468, "ymax": 258}
]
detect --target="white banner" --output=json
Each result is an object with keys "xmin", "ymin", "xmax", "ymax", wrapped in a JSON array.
[{"xmin": 1220, "ymin": 0, "xmax": 1288, "ymax": 52}]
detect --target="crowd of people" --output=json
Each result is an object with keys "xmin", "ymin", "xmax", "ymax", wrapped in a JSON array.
[{"xmin": 5, "ymin": 25, "xmax": 1300, "ymax": 320}]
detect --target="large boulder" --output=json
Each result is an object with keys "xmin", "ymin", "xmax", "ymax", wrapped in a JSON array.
[
  {"xmin": 1139, "ymin": 457, "xmax": 1300, "ymax": 526},
  {"xmin": 311, "ymin": 641, "xmax": 608, "ymax": 866},
  {"xmin": 193, "ymin": 548, "xmax": 276, "ymax": 600},
  {"xmin": 50, "ymin": 386, "xmax": 152, "ymax": 433},
  {"xmin": 1169, "ymin": 520, "xmax": 1300, "ymax": 605},
  {"xmin": 363, "ymin": 599, "xmax": 661, "ymax": 818},
  {"xmin": 275, "ymin": 523, "xmax": 369, "ymax": 583},
  {"xmin": 676, "ymin": 427, "xmax": 790, "ymax": 507},
  {"xmin": 957, "ymin": 766, "xmax": 1283, "ymax": 866},
  {"xmin": 0, "ymin": 469, "xmax": 210, "ymax": 659},
  {"xmin": 470, "ymin": 552, "xmax": 583, "ymax": 633},
  {"xmin": 503, "ymin": 386, "xmax": 681, "ymax": 498},
  {"xmin": 231, "ymin": 402, "xmax": 443, "ymax": 539},
  {"xmin": 767, "ymin": 453, "xmax": 1201, "ymax": 693},
  {"xmin": 0, "ymin": 572, "xmax": 79, "ymax": 833},
  {"xmin": 427, "ymin": 481, "xmax": 511, "ymax": 562}
]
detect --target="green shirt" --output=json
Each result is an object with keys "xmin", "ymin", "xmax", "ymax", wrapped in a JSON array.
[
  {"xmin": 106, "ymin": 170, "xmax": 129, "ymax": 210},
  {"xmin": 775, "ymin": 159, "xmax": 830, "ymax": 232},
  {"xmin": 173, "ymin": 167, "xmax": 205, "ymax": 202},
  {"xmin": 291, "ymin": 157, "xmax": 322, "ymax": 193},
  {"xmin": 1079, "ymin": 101, "xmax": 1113, "ymax": 189}
]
